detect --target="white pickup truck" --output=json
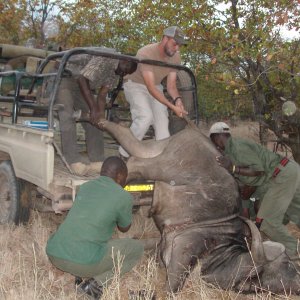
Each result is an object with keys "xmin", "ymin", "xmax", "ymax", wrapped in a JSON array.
[{"xmin": 0, "ymin": 44, "xmax": 199, "ymax": 224}]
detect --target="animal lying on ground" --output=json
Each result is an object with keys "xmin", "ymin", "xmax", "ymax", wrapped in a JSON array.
[{"xmin": 96, "ymin": 118, "xmax": 300, "ymax": 295}]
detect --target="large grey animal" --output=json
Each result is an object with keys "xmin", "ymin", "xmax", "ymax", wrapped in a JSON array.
[{"xmin": 99, "ymin": 119, "xmax": 300, "ymax": 295}]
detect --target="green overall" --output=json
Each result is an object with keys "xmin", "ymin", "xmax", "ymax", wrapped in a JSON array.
[
  {"xmin": 225, "ymin": 137, "xmax": 300, "ymax": 257},
  {"xmin": 46, "ymin": 176, "xmax": 144, "ymax": 285}
]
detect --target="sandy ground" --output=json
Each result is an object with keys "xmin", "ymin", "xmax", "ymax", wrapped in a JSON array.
[{"xmin": 1, "ymin": 207, "xmax": 299, "ymax": 300}]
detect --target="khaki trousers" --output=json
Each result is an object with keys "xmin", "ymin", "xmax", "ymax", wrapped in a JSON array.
[
  {"xmin": 259, "ymin": 160, "xmax": 300, "ymax": 256},
  {"xmin": 48, "ymin": 238, "xmax": 144, "ymax": 285}
]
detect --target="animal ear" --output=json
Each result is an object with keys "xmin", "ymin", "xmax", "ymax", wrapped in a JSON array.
[
  {"xmin": 116, "ymin": 171, "xmax": 126, "ymax": 187},
  {"xmin": 262, "ymin": 241, "xmax": 285, "ymax": 261}
]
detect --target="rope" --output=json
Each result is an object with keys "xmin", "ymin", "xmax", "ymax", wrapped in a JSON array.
[{"xmin": 52, "ymin": 140, "xmax": 75, "ymax": 175}]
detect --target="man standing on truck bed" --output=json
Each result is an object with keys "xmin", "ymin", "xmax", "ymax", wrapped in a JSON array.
[
  {"xmin": 46, "ymin": 156, "xmax": 144, "ymax": 299},
  {"xmin": 56, "ymin": 48, "xmax": 137, "ymax": 175},
  {"xmin": 119, "ymin": 26, "xmax": 188, "ymax": 160}
]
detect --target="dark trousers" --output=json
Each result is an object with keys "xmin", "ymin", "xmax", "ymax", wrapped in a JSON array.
[{"xmin": 56, "ymin": 77, "xmax": 104, "ymax": 164}]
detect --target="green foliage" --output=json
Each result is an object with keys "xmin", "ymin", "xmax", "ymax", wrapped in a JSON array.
[
  {"xmin": 0, "ymin": 0, "xmax": 27, "ymax": 44},
  {"xmin": 1, "ymin": 0, "xmax": 300, "ymax": 159}
]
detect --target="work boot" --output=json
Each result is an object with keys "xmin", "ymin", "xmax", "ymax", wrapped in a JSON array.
[
  {"xmin": 87, "ymin": 162, "xmax": 103, "ymax": 174},
  {"xmin": 70, "ymin": 162, "xmax": 89, "ymax": 176},
  {"xmin": 75, "ymin": 276, "xmax": 83, "ymax": 286},
  {"xmin": 77, "ymin": 278, "xmax": 103, "ymax": 300}
]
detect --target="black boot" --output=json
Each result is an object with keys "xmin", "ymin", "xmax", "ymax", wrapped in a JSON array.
[
  {"xmin": 74, "ymin": 276, "xmax": 83, "ymax": 286},
  {"xmin": 77, "ymin": 278, "xmax": 103, "ymax": 300}
]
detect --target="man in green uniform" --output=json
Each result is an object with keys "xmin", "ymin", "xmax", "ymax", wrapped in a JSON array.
[
  {"xmin": 46, "ymin": 156, "xmax": 144, "ymax": 299},
  {"xmin": 209, "ymin": 122, "xmax": 300, "ymax": 259}
]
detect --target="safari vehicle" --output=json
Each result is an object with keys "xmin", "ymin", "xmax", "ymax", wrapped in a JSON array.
[{"xmin": 0, "ymin": 44, "xmax": 199, "ymax": 224}]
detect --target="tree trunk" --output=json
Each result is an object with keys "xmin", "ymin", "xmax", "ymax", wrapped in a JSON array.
[{"xmin": 259, "ymin": 121, "xmax": 269, "ymax": 147}]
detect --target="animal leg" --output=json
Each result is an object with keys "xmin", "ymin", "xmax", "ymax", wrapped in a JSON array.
[{"xmin": 161, "ymin": 230, "xmax": 208, "ymax": 293}]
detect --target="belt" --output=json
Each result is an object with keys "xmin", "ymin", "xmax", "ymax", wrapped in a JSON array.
[{"xmin": 272, "ymin": 157, "xmax": 289, "ymax": 178}]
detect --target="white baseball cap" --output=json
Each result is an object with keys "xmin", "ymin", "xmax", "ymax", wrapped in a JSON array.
[{"xmin": 209, "ymin": 122, "xmax": 231, "ymax": 136}]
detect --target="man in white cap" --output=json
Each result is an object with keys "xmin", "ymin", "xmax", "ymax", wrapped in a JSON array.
[
  {"xmin": 119, "ymin": 26, "xmax": 188, "ymax": 160},
  {"xmin": 209, "ymin": 121, "xmax": 300, "ymax": 259}
]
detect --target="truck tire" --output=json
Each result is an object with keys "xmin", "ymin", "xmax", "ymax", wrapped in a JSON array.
[{"xmin": 0, "ymin": 161, "xmax": 30, "ymax": 224}]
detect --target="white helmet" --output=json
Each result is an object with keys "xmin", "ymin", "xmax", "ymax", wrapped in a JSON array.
[{"xmin": 209, "ymin": 122, "xmax": 231, "ymax": 137}]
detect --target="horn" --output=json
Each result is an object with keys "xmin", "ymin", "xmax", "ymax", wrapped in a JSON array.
[{"xmin": 240, "ymin": 216, "xmax": 266, "ymax": 265}]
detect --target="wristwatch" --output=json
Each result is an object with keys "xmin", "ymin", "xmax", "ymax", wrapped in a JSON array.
[{"xmin": 173, "ymin": 96, "xmax": 182, "ymax": 104}]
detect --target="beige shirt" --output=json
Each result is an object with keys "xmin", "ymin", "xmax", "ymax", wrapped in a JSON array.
[{"xmin": 127, "ymin": 43, "xmax": 181, "ymax": 85}]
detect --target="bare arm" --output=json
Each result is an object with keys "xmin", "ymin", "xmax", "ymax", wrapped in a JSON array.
[
  {"xmin": 216, "ymin": 155, "xmax": 265, "ymax": 177},
  {"xmin": 77, "ymin": 75, "xmax": 96, "ymax": 110},
  {"xmin": 96, "ymin": 86, "xmax": 109, "ymax": 119},
  {"xmin": 166, "ymin": 71, "xmax": 186, "ymax": 114},
  {"xmin": 235, "ymin": 166, "xmax": 265, "ymax": 177},
  {"xmin": 77, "ymin": 75, "xmax": 108, "ymax": 124},
  {"xmin": 142, "ymin": 70, "xmax": 187, "ymax": 117}
]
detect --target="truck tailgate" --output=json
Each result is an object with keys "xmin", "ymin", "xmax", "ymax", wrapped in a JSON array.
[{"xmin": 0, "ymin": 124, "xmax": 54, "ymax": 190}]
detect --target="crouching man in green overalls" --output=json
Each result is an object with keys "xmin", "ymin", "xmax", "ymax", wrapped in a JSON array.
[
  {"xmin": 46, "ymin": 156, "xmax": 144, "ymax": 299},
  {"xmin": 209, "ymin": 122, "xmax": 300, "ymax": 260}
]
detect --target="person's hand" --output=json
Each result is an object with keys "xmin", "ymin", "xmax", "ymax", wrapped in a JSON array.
[
  {"xmin": 90, "ymin": 107, "xmax": 103, "ymax": 125},
  {"xmin": 173, "ymin": 98, "xmax": 188, "ymax": 118},
  {"xmin": 255, "ymin": 220, "xmax": 262, "ymax": 229},
  {"xmin": 240, "ymin": 185, "xmax": 256, "ymax": 200},
  {"xmin": 242, "ymin": 207, "xmax": 250, "ymax": 219},
  {"xmin": 216, "ymin": 155, "xmax": 234, "ymax": 173}
]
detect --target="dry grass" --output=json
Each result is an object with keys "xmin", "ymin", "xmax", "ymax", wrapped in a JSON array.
[
  {"xmin": 0, "ymin": 209, "xmax": 299, "ymax": 300},
  {"xmin": 0, "ymin": 121, "xmax": 299, "ymax": 300}
]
